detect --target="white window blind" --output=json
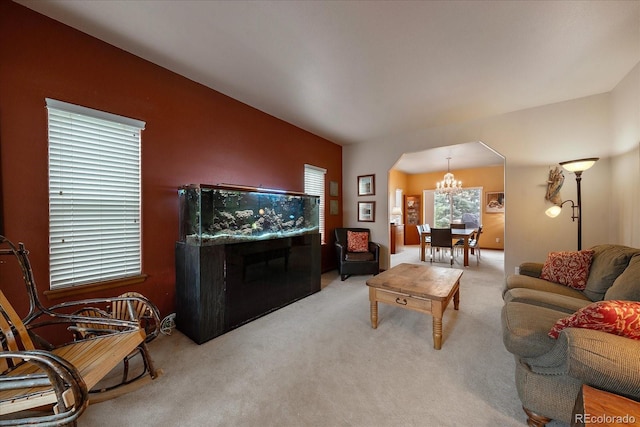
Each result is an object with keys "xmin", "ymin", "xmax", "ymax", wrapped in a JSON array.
[
  {"xmin": 304, "ymin": 164, "xmax": 326, "ymax": 242},
  {"xmin": 46, "ymin": 98, "xmax": 145, "ymax": 289}
]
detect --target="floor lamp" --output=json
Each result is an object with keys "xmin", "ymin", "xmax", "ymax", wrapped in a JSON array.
[{"xmin": 545, "ymin": 157, "xmax": 599, "ymax": 250}]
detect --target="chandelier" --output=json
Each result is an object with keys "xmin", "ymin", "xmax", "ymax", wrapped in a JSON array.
[{"xmin": 436, "ymin": 157, "xmax": 462, "ymax": 195}]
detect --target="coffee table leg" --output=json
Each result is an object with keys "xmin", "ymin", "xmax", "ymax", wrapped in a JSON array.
[
  {"xmin": 454, "ymin": 287, "xmax": 460, "ymax": 310},
  {"xmin": 369, "ymin": 287, "xmax": 378, "ymax": 328},
  {"xmin": 432, "ymin": 301, "xmax": 443, "ymax": 350},
  {"xmin": 370, "ymin": 300, "xmax": 378, "ymax": 329}
]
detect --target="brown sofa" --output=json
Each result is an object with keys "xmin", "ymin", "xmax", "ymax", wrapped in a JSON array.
[{"xmin": 501, "ymin": 244, "xmax": 640, "ymax": 426}]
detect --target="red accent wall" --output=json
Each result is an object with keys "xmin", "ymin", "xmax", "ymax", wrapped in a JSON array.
[{"xmin": 0, "ymin": 1, "xmax": 342, "ymax": 319}]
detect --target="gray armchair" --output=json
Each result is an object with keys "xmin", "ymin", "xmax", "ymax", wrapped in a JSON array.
[{"xmin": 334, "ymin": 228, "xmax": 380, "ymax": 281}]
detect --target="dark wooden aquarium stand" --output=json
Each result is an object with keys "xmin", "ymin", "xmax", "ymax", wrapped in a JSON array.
[{"xmin": 175, "ymin": 233, "xmax": 321, "ymax": 344}]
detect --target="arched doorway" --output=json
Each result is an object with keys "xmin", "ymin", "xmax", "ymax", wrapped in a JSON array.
[{"xmin": 388, "ymin": 141, "xmax": 505, "ymax": 264}]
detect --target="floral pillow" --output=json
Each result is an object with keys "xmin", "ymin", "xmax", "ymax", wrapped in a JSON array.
[
  {"xmin": 540, "ymin": 250, "xmax": 594, "ymax": 290},
  {"xmin": 347, "ymin": 231, "xmax": 369, "ymax": 253},
  {"xmin": 548, "ymin": 300, "xmax": 640, "ymax": 340}
]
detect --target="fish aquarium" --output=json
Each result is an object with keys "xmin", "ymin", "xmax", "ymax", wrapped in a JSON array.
[{"xmin": 178, "ymin": 184, "xmax": 320, "ymax": 246}]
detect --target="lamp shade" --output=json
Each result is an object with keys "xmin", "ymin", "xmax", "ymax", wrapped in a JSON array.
[
  {"xmin": 391, "ymin": 207, "xmax": 403, "ymax": 215},
  {"xmin": 545, "ymin": 205, "xmax": 562, "ymax": 218},
  {"xmin": 559, "ymin": 158, "xmax": 599, "ymax": 173}
]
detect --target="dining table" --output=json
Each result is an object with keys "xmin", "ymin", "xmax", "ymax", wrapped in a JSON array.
[{"xmin": 419, "ymin": 228, "xmax": 477, "ymax": 266}]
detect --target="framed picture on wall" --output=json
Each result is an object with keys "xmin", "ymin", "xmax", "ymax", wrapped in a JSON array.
[
  {"xmin": 330, "ymin": 181, "xmax": 339, "ymax": 197},
  {"xmin": 330, "ymin": 199, "xmax": 339, "ymax": 215},
  {"xmin": 486, "ymin": 191, "xmax": 505, "ymax": 213},
  {"xmin": 357, "ymin": 174, "xmax": 375, "ymax": 196},
  {"xmin": 358, "ymin": 201, "xmax": 375, "ymax": 222}
]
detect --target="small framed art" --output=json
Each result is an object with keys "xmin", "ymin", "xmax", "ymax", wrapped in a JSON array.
[
  {"xmin": 357, "ymin": 174, "xmax": 375, "ymax": 196},
  {"xmin": 330, "ymin": 199, "xmax": 339, "ymax": 215},
  {"xmin": 358, "ymin": 201, "xmax": 376, "ymax": 222},
  {"xmin": 330, "ymin": 181, "xmax": 339, "ymax": 197},
  {"xmin": 485, "ymin": 191, "xmax": 505, "ymax": 213}
]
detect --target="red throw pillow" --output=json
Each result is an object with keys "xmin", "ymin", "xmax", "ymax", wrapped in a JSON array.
[
  {"xmin": 540, "ymin": 250, "xmax": 594, "ymax": 290},
  {"xmin": 347, "ymin": 231, "xmax": 369, "ymax": 253},
  {"xmin": 548, "ymin": 300, "xmax": 640, "ymax": 340}
]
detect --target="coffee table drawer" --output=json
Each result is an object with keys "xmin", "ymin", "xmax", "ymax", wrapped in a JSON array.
[{"xmin": 374, "ymin": 289, "xmax": 431, "ymax": 313}]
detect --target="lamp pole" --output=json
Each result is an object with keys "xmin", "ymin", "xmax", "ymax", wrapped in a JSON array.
[
  {"xmin": 558, "ymin": 157, "xmax": 598, "ymax": 251},
  {"xmin": 574, "ymin": 171, "xmax": 583, "ymax": 251}
]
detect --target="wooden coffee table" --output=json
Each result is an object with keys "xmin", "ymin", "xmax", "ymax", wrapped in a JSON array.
[{"xmin": 366, "ymin": 263, "xmax": 462, "ymax": 350}]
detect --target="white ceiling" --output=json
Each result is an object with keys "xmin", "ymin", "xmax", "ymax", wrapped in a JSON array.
[
  {"xmin": 16, "ymin": 0, "xmax": 640, "ymax": 173},
  {"xmin": 393, "ymin": 141, "xmax": 503, "ymax": 174}
]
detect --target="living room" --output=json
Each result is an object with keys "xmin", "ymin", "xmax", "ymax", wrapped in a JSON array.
[{"xmin": 1, "ymin": 1, "xmax": 639, "ymax": 425}]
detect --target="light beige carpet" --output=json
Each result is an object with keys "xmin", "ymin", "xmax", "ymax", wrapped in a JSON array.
[{"xmin": 80, "ymin": 247, "xmax": 567, "ymax": 426}]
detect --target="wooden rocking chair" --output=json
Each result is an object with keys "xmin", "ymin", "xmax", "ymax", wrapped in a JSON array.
[{"xmin": 0, "ymin": 236, "xmax": 161, "ymax": 424}]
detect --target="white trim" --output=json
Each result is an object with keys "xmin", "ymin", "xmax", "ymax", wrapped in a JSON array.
[{"xmin": 46, "ymin": 98, "xmax": 146, "ymax": 130}]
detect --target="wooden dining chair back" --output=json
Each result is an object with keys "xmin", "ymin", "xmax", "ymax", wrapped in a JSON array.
[
  {"xmin": 450, "ymin": 223, "xmax": 466, "ymax": 229},
  {"xmin": 429, "ymin": 228, "xmax": 454, "ymax": 266}
]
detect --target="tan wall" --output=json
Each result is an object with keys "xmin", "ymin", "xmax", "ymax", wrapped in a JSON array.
[
  {"xmin": 393, "ymin": 165, "xmax": 504, "ymax": 250},
  {"xmin": 388, "ymin": 169, "xmax": 409, "ymax": 222}
]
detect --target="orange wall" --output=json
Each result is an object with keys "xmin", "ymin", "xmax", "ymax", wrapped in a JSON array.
[
  {"xmin": 0, "ymin": 2, "xmax": 342, "ymax": 318},
  {"xmin": 390, "ymin": 165, "xmax": 504, "ymax": 249}
]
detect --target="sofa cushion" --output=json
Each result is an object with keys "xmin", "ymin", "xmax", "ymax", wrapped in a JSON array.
[
  {"xmin": 502, "ymin": 302, "xmax": 567, "ymax": 358},
  {"xmin": 505, "ymin": 274, "xmax": 591, "ymax": 299},
  {"xmin": 347, "ymin": 231, "xmax": 369, "ymax": 252},
  {"xmin": 549, "ymin": 300, "xmax": 640, "ymax": 340},
  {"xmin": 540, "ymin": 250, "xmax": 594, "ymax": 290},
  {"xmin": 605, "ymin": 253, "xmax": 640, "ymax": 301},
  {"xmin": 503, "ymin": 288, "xmax": 590, "ymax": 314},
  {"xmin": 583, "ymin": 244, "xmax": 639, "ymax": 301}
]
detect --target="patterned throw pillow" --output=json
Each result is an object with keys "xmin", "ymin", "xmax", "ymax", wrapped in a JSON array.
[
  {"xmin": 347, "ymin": 231, "xmax": 369, "ymax": 253},
  {"xmin": 540, "ymin": 250, "xmax": 595, "ymax": 290},
  {"xmin": 549, "ymin": 300, "xmax": 640, "ymax": 340}
]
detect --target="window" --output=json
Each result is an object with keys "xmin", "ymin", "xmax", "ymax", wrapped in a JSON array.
[
  {"xmin": 47, "ymin": 99, "xmax": 145, "ymax": 289},
  {"xmin": 304, "ymin": 164, "xmax": 326, "ymax": 242},
  {"xmin": 428, "ymin": 187, "xmax": 482, "ymax": 228}
]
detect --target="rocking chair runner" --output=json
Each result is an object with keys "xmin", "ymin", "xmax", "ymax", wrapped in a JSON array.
[{"xmin": 0, "ymin": 236, "xmax": 161, "ymax": 424}]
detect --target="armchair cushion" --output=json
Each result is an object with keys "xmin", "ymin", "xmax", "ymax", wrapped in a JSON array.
[
  {"xmin": 540, "ymin": 250, "xmax": 594, "ymax": 290},
  {"xmin": 347, "ymin": 230, "xmax": 369, "ymax": 252},
  {"xmin": 345, "ymin": 252, "xmax": 374, "ymax": 261},
  {"xmin": 548, "ymin": 300, "xmax": 640, "ymax": 340}
]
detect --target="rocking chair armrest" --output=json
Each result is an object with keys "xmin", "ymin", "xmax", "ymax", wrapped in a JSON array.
[
  {"xmin": 47, "ymin": 295, "xmax": 156, "ymax": 316},
  {"xmin": 44, "ymin": 295, "xmax": 158, "ymax": 323},
  {"xmin": 43, "ymin": 295, "xmax": 161, "ymax": 342},
  {"xmin": 24, "ymin": 311, "xmax": 140, "ymax": 331},
  {"xmin": 0, "ymin": 350, "xmax": 88, "ymax": 424}
]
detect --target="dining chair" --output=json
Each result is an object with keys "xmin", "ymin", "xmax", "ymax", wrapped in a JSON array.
[
  {"xmin": 417, "ymin": 224, "xmax": 431, "ymax": 259},
  {"xmin": 469, "ymin": 226, "xmax": 483, "ymax": 265},
  {"xmin": 450, "ymin": 223, "xmax": 465, "ymax": 256},
  {"xmin": 429, "ymin": 228, "xmax": 454, "ymax": 266}
]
